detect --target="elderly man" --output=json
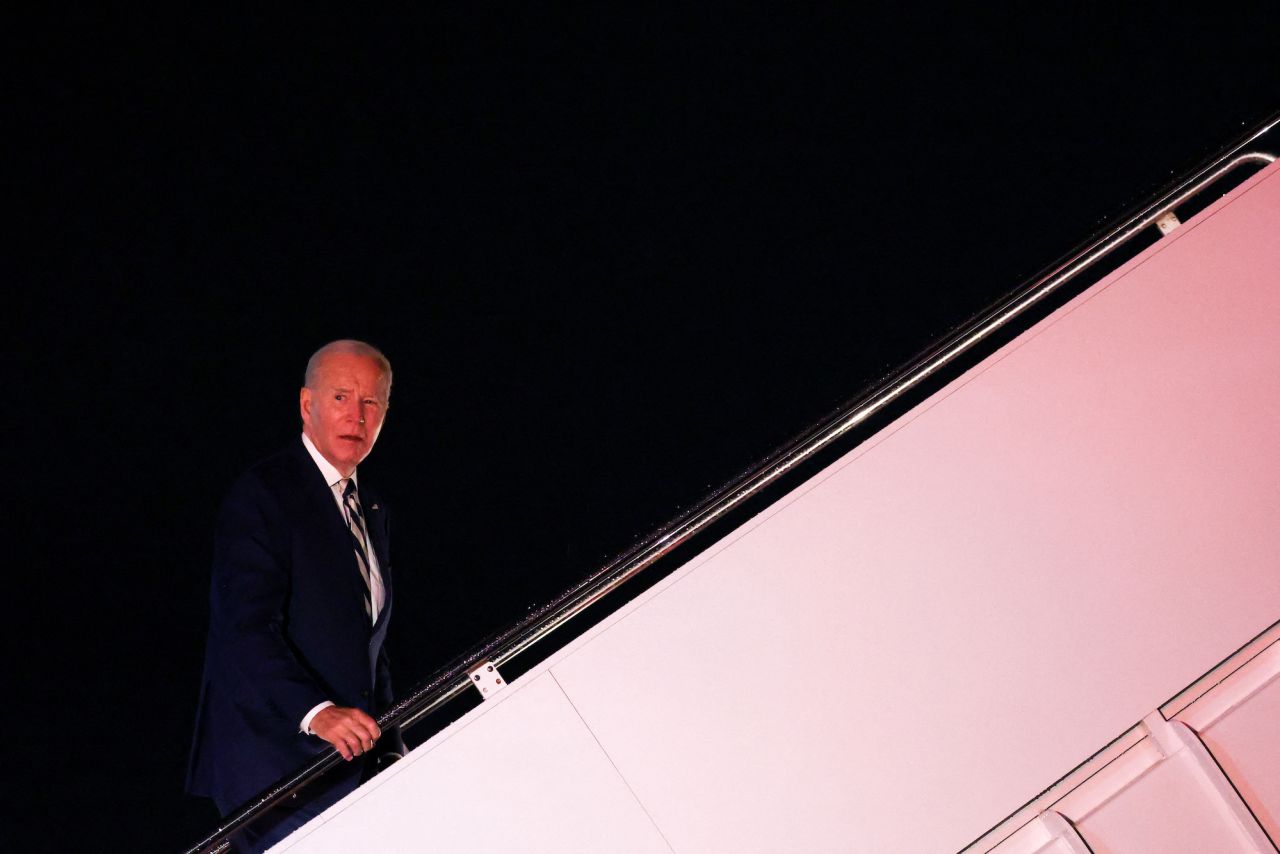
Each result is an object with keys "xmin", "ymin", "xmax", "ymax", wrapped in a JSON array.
[{"xmin": 187, "ymin": 340, "xmax": 406, "ymax": 851}]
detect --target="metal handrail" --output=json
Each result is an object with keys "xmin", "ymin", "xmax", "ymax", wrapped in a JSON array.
[{"xmin": 184, "ymin": 116, "xmax": 1277, "ymax": 854}]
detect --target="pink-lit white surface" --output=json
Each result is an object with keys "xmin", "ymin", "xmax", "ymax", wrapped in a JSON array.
[
  {"xmin": 1199, "ymin": 673, "xmax": 1280, "ymax": 842},
  {"xmin": 987, "ymin": 640, "xmax": 1280, "ymax": 853},
  {"xmin": 284, "ymin": 162, "xmax": 1280, "ymax": 853},
  {"xmin": 275, "ymin": 673, "xmax": 671, "ymax": 853},
  {"xmin": 1072, "ymin": 752, "xmax": 1243, "ymax": 854}
]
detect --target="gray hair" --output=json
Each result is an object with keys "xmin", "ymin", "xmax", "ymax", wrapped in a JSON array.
[{"xmin": 304, "ymin": 339, "xmax": 393, "ymax": 392}]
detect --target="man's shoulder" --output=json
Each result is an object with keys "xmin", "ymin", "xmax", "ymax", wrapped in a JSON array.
[
  {"xmin": 247, "ymin": 440, "xmax": 311, "ymax": 481},
  {"xmin": 224, "ymin": 441, "xmax": 314, "ymax": 501}
]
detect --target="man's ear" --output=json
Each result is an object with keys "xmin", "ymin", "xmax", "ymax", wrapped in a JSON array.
[{"xmin": 299, "ymin": 387, "xmax": 312, "ymax": 425}]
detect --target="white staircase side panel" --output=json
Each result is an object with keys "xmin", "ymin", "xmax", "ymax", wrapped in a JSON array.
[{"xmin": 274, "ymin": 673, "xmax": 672, "ymax": 854}]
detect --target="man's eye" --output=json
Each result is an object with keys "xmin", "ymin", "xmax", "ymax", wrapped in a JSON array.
[
  {"xmin": 334, "ymin": 394, "xmax": 345, "ymax": 401},
  {"xmin": 363, "ymin": 399, "xmax": 380, "ymax": 407}
]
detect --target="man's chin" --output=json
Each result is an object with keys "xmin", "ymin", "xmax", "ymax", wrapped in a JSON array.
[
  {"xmin": 336, "ymin": 440, "xmax": 368, "ymax": 458},
  {"xmin": 320, "ymin": 445, "xmax": 367, "ymax": 473}
]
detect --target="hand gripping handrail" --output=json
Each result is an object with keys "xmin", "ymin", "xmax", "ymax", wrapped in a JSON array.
[{"xmin": 183, "ymin": 115, "xmax": 1277, "ymax": 854}]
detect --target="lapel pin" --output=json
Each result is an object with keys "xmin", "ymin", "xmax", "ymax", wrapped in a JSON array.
[{"xmin": 371, "ymin": 504, "xmax": 380, "ymax": 511}]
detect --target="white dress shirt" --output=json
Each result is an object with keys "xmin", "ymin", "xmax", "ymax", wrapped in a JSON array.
[{"xmin": 298, "ymin": 433, "xmax": 387, "ymax": 735}]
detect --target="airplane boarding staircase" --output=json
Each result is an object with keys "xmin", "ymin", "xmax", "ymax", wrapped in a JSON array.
[{"xmin": 188, "ymin": 116, "xmax": 1280, "ymax": 854}]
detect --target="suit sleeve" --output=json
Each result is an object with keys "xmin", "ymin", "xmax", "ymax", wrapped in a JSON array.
[
  {"xmin": 210, "ymin": 472, "xmax": 330, "ymax": 728},
  {"xmin": 375, "ymin": 645, "xmax": 395, "ymax": 711}
]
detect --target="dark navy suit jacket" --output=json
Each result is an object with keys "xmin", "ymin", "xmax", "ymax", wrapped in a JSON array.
[{"xmin": 187, "ymin": 438, "xmax": 405, "ymax": 814}]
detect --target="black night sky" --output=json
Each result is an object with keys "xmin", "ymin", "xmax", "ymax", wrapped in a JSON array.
[{"xmin": 12, "ymin": 9, "xmax": 1280, "ymax": 851}]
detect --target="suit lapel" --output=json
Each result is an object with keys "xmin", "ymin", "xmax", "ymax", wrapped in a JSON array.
[
  {"xmin": 289, "ymin": 439, "xmax": 393, "ymax": 633},
  {"xmin": 290, "ymin": 440, "xmax": 371, "ymax": 623}
]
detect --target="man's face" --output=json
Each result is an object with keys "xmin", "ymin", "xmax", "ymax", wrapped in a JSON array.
[{"xmin": 300, "ymin": 352, "xmax": 391, "ymax": 476}]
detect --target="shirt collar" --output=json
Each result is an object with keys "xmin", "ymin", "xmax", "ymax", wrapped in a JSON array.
[{"xmin": 301, "ymin": 433, "xmax": 358, "ymax": 490}]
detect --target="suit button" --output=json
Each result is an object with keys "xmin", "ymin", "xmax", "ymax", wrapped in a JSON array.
[{"xmin": 361, "ymin": 689, "xmax": 371, "ymax": 699}]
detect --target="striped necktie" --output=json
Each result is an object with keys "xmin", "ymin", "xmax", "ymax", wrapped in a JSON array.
[{"xmin": 341, "ymin": 478, "xmax": 375, "ymax": 621}]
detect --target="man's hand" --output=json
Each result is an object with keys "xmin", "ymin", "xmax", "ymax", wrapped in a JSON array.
[{"xmin": 309, "ymin": 706, "xmax": 381, "ymax": 761}]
